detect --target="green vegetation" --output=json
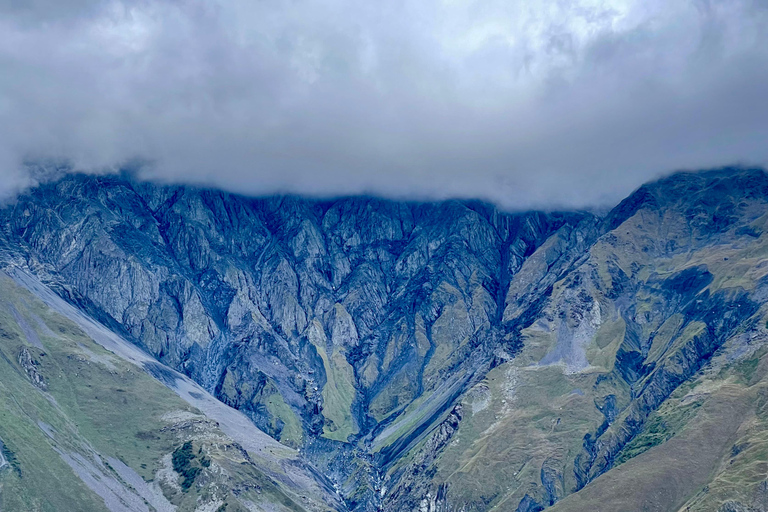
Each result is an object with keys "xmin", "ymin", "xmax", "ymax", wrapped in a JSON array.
[
  {"xmin": 32, "ymin": 306, "xmax": 198, "ymax": 482},
  {"xmin": 615, "ymin": 400, "xmax": 702, "ymax": 465},
  {"xmin": 217, "ymin": 367, "xmax": 304, "ymax": 448},
  {"xmin": 264, "ymin": 387, "xmax": 304, "ymax": 448},
  {"xmin": 172, "ymin": 441, "xmax": 202, "ymax": 491},
  {"xmin": 730, "ymin": 346, "xmax": 768, "ymax": 385},
  {"xmin": 737, "ymin": 356, "xmax": 760, "ymax": 384},
  {"xmin": 369, "ymin": 369, "xmax": 417, "ymax": 425},
  {"xmin": 431, "ymin": 364, "xmax": 607, "ymax": 510},
  {"xmin": 0, "ymin": 289, "xmax": 111, "ymax": 511},
  {"xmin": 0, "ymin": 275, "xmax": 317, "ymax": 512},
  {"xmin": 308, "ymin": 320, "xmax": 358, "ymax": 442},
  {"xmin": 372, "ymin": 391, "xmax": 431, "ymax": 453},
  {"xmin": 1, "ymin": 441, "xmax": 22, "ymax": 477}
]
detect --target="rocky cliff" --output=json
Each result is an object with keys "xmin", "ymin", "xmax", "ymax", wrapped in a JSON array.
[{"xmin": 2, "ymin": 167, "xmax": 768, "ymax": 511}]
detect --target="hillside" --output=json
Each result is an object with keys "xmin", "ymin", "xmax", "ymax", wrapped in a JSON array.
[
  {"xmin": 0, "ymin": 269, "xmax": 341, "ymax": 511},
  {"xmin": 1, "ymin": 167, "xmax": 768, "ymax": 511}
]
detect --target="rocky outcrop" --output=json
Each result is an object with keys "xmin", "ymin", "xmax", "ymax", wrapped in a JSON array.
[{"xmin": 18, "ymin": 346, "xmax": 46, "ymax": 390}]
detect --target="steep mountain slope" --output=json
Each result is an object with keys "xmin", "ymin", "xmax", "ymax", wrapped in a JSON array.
[
  {"xmin": 0, "ymin": 175, "xmax": 595, "ymax": 508},
  {"xmin": 403, "ymin": 168, "xmax": 768, "ymax": 511},
  {"xmin": 0, "ymin": 269, "xmax": 341, "ymax": 511},
  {"xmin": 1, "ymin": 167, "xmax": 768, "ymax": 511}
]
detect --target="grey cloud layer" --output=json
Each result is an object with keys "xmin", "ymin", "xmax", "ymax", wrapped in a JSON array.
[{"xmin": 1, "ymin": 0, "xmax": 767, "ymax": 208}]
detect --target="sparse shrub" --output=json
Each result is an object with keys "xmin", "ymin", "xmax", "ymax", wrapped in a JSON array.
[
  {"xmin": 615, "ymin": 401, "xmax": 702, "ymax": 465},
  {"xmin": 172, "ymin": 441, "xmax": 203, "ymax": 491},
  {"xmin": 2, "ymin": 442, "xmax": 22, "ymax": 477}
]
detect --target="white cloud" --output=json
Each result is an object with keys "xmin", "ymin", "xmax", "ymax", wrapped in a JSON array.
[{"xmin": 0, "ymin": 0, "xmax": 767, "ymax": 207}]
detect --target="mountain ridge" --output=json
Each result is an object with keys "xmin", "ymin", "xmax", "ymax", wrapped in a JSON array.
[{"xmin": 2, "ymin": 166, "xmax": 768, "ymax": 511}]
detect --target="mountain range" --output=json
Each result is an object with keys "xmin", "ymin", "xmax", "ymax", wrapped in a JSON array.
[{"xmin": 2, "ymin": 167, "xmax": 768, "ymax": 511}]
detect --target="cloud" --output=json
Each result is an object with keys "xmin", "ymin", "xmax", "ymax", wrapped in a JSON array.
[{"xmin": 1, "ymin": 0, "xmax": 767, "ymax": 208}]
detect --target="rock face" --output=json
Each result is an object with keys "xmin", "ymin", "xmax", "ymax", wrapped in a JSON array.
[{"xmin": 3, "ymin": 167, "xmax": 768, "ymax": 511}]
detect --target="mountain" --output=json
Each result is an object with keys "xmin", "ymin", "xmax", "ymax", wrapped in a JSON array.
[
  {"xmin": 0, "ymin": 268, "xmax": 341, "ymax": 512},
  {"xmin": 1, "ymin": 167, "xmax": 768, "ymax": 511}
]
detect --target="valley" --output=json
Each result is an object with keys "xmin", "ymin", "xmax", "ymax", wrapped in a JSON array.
[{"xmin": 1, "ymin": 167, "xmax": 768, "ymax": 511}]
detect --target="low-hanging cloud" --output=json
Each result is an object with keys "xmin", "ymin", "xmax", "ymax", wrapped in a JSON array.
[{"xmin": 1, "ymin": 0, "xmax": 767, "ymax": 209}]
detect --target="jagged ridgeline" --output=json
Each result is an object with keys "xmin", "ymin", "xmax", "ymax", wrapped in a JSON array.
[{"xmin": 2, "ymin": 167, "xmax": 768, "ymax": 511}]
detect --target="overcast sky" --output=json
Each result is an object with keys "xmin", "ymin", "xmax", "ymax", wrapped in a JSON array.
[{"xmin": 1, "ymin": 0, "xmax": 767, "ymax": 209}]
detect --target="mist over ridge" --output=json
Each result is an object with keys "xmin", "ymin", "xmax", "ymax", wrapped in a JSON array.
[{"xmin": 1, "ymin": 0, "xmax": 768, "ymax": 208}]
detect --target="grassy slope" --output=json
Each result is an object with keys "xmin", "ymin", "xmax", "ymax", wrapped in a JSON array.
[
  {"xmin": 0, "ymin": 274, "xmax": 314, "ymax": 512},
  {"xmin": 308, "ymin": 319, "xmax": 358, "ymax": 442},
  {"xmin": 416, "ymin": 192, "xmax": 768, "ymax": 510},
  {"xmin": 0, "ymin": 330, "xmax": 109, "ymax": 512},
  {"xmin": 430, "ymin": 363, "xmax": 607, "ymax": 510},
  {"xmin": 548, "ymin": 383, "xmax": 753, "ymax": 512},
  {"xmin": 549, "ymin": 336, "xmax": 768, "ymax": 512}
]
